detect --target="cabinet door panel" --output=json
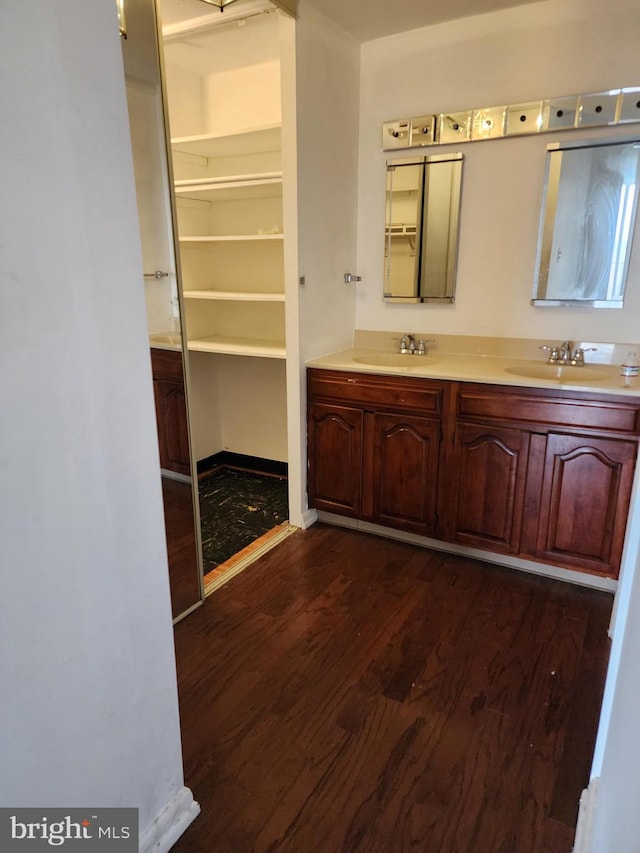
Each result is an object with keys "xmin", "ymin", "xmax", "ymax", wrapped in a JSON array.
[
  {"xmin": 537, "ymin": 433, "xmax": 637, "ymax": 576},
  {"xmin": 450, "ymin": 423, "xmax": 529, "ymax": 553},
  {"xmin": 154, "ymin": 379, "xmax": 191, "ymax": 475},
  {"xmin": 371, "ymin": 414, "xmax": 440, "ymax": 536},
  {"xmin": 308, "ymin": 403, "xmax": 363, "ymax": 516}
]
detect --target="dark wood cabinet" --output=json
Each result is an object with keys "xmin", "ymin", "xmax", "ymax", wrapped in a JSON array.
[
  {"xmin": 307, "ymin": 369, "xmax": 444, "ymax": 534},
  {"xmin": 449, "ymin": 422, "xmax": 530, "ymax": 553},
  {"xmin": 536, "ymin": 432, "xmax": 636, "ymax": 576},
  {"xmin": 307, "ymin": 368, "xmax": 640, "ymax": 580},
  {"xmin": 308, "ymin": 402, "xmax": 363, "ymax": 517},
  {"xmin": 368, "ymin": 412, "xmax": 440, "ymax": 536},
  {"xmin": 151, "ymin": 347, "xmax": 191, "ymax": 476}
]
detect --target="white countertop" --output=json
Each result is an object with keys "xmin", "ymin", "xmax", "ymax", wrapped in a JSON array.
[{"xmin": 307, "ymin": 347, "xmax": 640, "ymax": 398}]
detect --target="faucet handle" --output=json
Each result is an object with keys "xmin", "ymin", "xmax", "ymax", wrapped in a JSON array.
[
  {"xmin": 416, "ymin": 338, "xmax": 435, "ymax": 355},
  {"xmin": 540, "ymin": 344, "xmax": 560, "ymax": 364},
  {"xmin": 570, "ymin": 346, "xmax": 597, "ymax": 366}
]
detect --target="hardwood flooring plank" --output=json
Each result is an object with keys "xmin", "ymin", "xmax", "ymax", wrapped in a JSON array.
[{"xmin": 171, "ymin": 524, "xmax": 612, "ymax": 853}]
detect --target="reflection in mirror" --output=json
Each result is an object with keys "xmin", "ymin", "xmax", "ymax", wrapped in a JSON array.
[
  {"xmin": 122, "ymin": 0, "xmax": 203, "ymax": 621},
  {"xmin": 384, "ymin": 153, "xmax": 463, "ymax": 303},
  {"xmin": 533, "ymin": 138, "xmax": 640, "ymax": 307}
]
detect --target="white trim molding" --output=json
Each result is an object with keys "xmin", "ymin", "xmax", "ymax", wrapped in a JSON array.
[
  {"xmin": 573, "ymin": 778, "xmax": 599, "ymax": 853},
  {"xmin": 316, "ymin": 512, "xmax": 617, "ymax": 592},
  {"xmin": 139, "ymin": 787, "xmax": 200, "ymax": 853}
]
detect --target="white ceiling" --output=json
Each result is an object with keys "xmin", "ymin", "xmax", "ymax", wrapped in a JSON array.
[
  {"xmin": 160, "ymin": 0, "xmax": 546, "ymax": 41},
  {"xmin": 304, "ymin": 0, "xmax": 544, "ymax": 42}
]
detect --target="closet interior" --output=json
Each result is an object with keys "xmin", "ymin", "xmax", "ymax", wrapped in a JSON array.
[{"xmin": 160, "ymin": 1, "xmax": 290, "ymax": 583}]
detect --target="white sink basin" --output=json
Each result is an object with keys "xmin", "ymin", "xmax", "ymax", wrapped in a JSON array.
[
  {"xmin": 504, "ymin": 363, "xmax": 611, "ymax": 383},
  {"xmin": 354, "ymin": 353, "xmax": 435, "ymax": 368}
]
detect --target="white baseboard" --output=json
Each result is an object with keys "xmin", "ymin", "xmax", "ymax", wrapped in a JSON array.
[
  {"xmin": 139, "ymin": 786, "xmax": 200, "ymax": 853},
  {"xmin": 315, "ymin": 512, "xmax": 617, "ymax": 593},
  {"xmin": 160, "ymin": 469, "xmax": 191, "ymax": 484},
  {"xmin": 573, "ymin": 777, "xmax": 599, "ymax": 853},
  {"xmin": 300, "ymin": 508, "xmax": 318, "ymax": 529}
]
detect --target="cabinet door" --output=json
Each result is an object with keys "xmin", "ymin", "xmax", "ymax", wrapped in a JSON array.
[
  {"xmin": 536, "ymin": 433, "xmax": 637, "ymax": 577},
  {"xmin": 369, "ymin": 413, "xmax": 440, "ymax": 536},
  {"xmin": 449, "ymin": 422, "xmax": 530, "ymax": 553},
  {"xmin": 153, "ymin": 379, "xmax": 191, "ymax": 476},
  {"xmin": 308, "ymin": 403, "xmax": 363, "ymax": 517}
]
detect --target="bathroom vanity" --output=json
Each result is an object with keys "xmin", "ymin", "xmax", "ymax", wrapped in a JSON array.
[
  {"xmin": 307, "ymin": 346, "xmax": 640, "ymax": 581},
  {"xmin": 151, "ymin": 346, "xmax": 191, "ymax": 477}
]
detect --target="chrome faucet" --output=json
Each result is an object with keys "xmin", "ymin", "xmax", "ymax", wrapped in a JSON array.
[
  {"xmin": 559, "ymin": 340, "xmax": 572, "ymax": 364},
  {"xmin": 540, "ymin": 341, "xmax": 597, "ymax": 366},
  {"xmin": 400, "ymin": 334, "xmax": 416, "ymax": 353},
  {"xmin": 399, "ymin": 334, "xmax": 435, "ymax": 355}
]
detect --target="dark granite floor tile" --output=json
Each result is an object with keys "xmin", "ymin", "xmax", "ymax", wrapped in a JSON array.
[{"xmin": 198, "ymin": 468, "xmax": 289, "ymax": 572}]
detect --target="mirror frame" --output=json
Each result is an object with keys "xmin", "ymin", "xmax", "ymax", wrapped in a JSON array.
[
  {"xmin": 384, "ymin": 152, "xmax": 463, "ymax": 304},
  {"xmin": 532, "ymin": 137, "xmax": 640, "ymax": 308}
]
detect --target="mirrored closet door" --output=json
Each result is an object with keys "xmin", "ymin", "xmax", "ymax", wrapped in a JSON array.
[
  {"xmin": 159, "ymin": 0, "xmax": 290, "ymax": 594},
  {"xmin": 124, "ymin": 0, "xmax": 292, "ymax": 608},
  {"xmin": 122, "ymin": 0, "xmax": 204, "ymax": 621}
]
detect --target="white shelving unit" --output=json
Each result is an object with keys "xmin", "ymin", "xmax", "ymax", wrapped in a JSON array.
[
  {"xmin": 183, "ymin": 290, "xmax": 284, "ymax": 301},
  {"xmin": 171, "ymin": 124, "xmax": 281, "ymax": 161},
  {"xmin": 179, "ymin": 235, "xmax": 283, "ymax": 243},
  {"xmin": 162, "ymin": 9, "xmax": 289, "ymax": 464},
  {"xmin": 187, "ymin": 335, "xmax": 286, "ymax": 358},
  {"xmin": 171, "ymin": 125, "xmax": 286, "ymax": 358}
]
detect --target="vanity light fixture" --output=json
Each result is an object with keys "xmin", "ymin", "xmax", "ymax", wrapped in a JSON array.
[
  {"xmin": 197, "ymin": 0, "xmax": 240, "ymax": 10},
  {"xmin": 383, "ymin": 86, "xmax": 640, "ymax": 150}
]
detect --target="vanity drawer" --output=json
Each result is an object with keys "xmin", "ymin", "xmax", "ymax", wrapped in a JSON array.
[
  {"xmin": 307, "ymin": 369, "xmax": 444, "ymax": 415},
  {"xmin": 456, "ymin": 384, "xmax": 640, "ymax": 435}
]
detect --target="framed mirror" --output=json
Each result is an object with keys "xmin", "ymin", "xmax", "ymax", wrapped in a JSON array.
[
  {"xmin": 533, "ymin": 138, "xmax": 640, "ymax": 307},
  {"xmin": 122, "ymin": 0, "xmax": 204, "ymax": 622},
  {"xmin": 384, "ymin": 153, "xmax": 463, "ymax": 303}
]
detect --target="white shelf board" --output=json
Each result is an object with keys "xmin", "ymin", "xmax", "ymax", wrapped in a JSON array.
[
  {"xmin": 170, "ymin": 125, "xmax": 281, "ymax": 159},
  {"xmin": 183, "ymin": 290, "xmax": 285, "ymax": 302},
  {"xmin": 187, "ymin": 335, "xmax": 286, "ymax": 358},
  {"xmin": 179, "ymin": 234, "xmax": 283, "ymax": 243},
  {"xmin": 174, "ymin": 177, "xmax": 282, "ymax": 201},
  {"xmin": 174, "ymin": 171, "xmax": 281, "ymax": 188}
]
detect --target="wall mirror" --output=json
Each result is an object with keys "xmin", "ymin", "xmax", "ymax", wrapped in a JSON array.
[
  {"xmin": 384, "ymin": 153, "xmax": 463, "ymax": 303},
  {"xmin": 533, "ymin": 138, "xmax": 640, "ymax": 307},
  {"xmin": 122, "ymin": 0, "xmax": 204, "ymax": 622}
]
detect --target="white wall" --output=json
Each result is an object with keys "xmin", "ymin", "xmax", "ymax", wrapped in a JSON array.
[
  {"xmin": 296, "ymin": 3, "xmax": 360, "ymax": 362},
  {"xmin": 586, "ymin": 478, "xmax": 640, "ymax": 848},
  {"xmin": 0, "ymin": 2, "xmax": 196, "ymax": 848},
  {"xmin": 126, "ymin": 81, "xmax": 178, "ymax": 335},
  {"xmin": 285, "ymin": 2, "xmax": 360, "ymax": 525},
  {"xmin": 356, "ymin": 0, "xmax": 640, "ymax": 344}
]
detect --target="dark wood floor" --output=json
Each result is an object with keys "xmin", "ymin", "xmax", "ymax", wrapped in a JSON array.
[
  {"xmin": 171, "ymin": 523, "xmax": 612, "ymax": 853},
  {"xmin": 162, "ymin": 476, "xmax": 201, "ymax": 618}
]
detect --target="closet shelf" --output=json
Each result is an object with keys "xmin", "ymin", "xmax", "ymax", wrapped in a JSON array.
[
  {"xmin": 174, "ymin": 176, "xmax": 282, "ymax": 201},
  {"xmin": 183, "ymin": 290, "xmax": 285, "ymax": 302},
  {"xmin": 174, "ymin": 171, "xmax": 282, "ymax": 188},
  {"xmin": 179, "ymin": 234, "xmax": 283, "ymax": 243},
  {"xmin": 171, "ymin": 125, "xmax": 281, "ymax": 160},
  {"xmin": 187, "ymin": 335, "xmax": 286, "ymax": 358},
  {"xmin": 386, "ymin": 224, "xmax": 418, "ymax": 236}
]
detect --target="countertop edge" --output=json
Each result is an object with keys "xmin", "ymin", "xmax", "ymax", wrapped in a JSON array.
[{"xmin": 306, "ymin": 348, "xmax": 640, "ymax": 399}]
